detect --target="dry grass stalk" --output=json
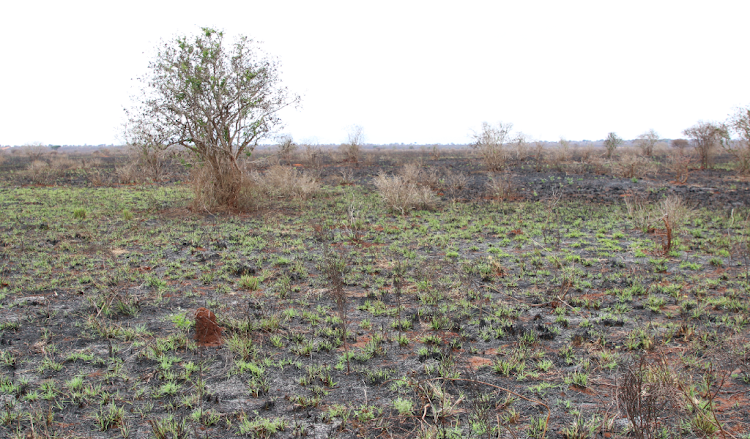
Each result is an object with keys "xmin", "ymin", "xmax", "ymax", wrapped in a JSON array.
[
  {"xmin": 618, "ymin": 355, "xmax": 685, "ymax": 439},
  {"xmin": 320, "ymin": 245, "xmax": 351, "ymax": 373},
  {"xmin": 252, "ymin": 165, "xmax": 320, "ymax": 200}
]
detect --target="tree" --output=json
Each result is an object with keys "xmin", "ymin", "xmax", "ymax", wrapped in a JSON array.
[
  {"xmin": 725, "ymin": 105, "xmax": 750, "ymax": 173},
  {"xmin": 635, "ymin": 129, "xmax": 659, "ymax": 157},
  {"xmin": 127, "ymin": 27, "xmax": 299, "ymax": 207},
  {"xmin": 682, "ymin": 121, "xmax": 728, "ymax": 169},
  {"xmin": 603, "ymin": 132, "xmax": 623, "ymax": 159}
]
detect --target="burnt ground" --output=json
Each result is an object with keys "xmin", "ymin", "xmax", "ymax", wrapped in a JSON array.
[{"xmin": 0, "ymin": 147, "xmax": 749, "ymax": 438}]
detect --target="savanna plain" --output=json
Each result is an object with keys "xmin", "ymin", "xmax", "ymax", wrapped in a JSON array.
[{"xmin": 0, "ymin": 143, "xmax": 749, "ymax": 439}]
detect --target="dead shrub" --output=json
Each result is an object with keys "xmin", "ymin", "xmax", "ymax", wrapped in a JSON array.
[
  {"xmin": 302, "ymin": 144, "xmax": 324, "ymax": 168},
  {"xmin": 124, "ymin": 143, "xmax": 171, "ymax": 182},
  {"xmin": 485, "ymin": 173, "xmax": 515, "ymax": 203},
  {"xmin": 49, "ymin": 156, "xmax": 76, "ymax": 173},
  {"xmin": 20, "ymin": 143, "xmax": 49, "ymax": 162},
  {"xmin": 252, "ymin": 165, "xmax": 320, "ymax": 200},
  {"xmin": 374, "ymin": 172, "xmax": 436, "ymax": 215},
  {"xmin": 624, "ymin": 193, "xmax": 653, "ymax": 232},
  {"xmin": 26, "ymin": 160, "xmax": 53, "ymax": 184},
  {"xmin": 611, "ymin": 151, "xmax": 658, "ymax": 178},
  {"xmin": 665, "ymin": 150, "xmax": 693, "ymax": 184},
  {"xmin": 659, "ymin": 195, "xmax": 691, "ymax": 232},
  {"xmin": 116, "ymin": 161, "xmax": 141, "ymax": 184},
  {"xmin": 398, "ymin": 162, "xmax": 425, "ymax": 185},
  {"xmin": 471, "ymin": 122, "xmax": 516, "ymax": 171},
  {"xmin": 190, "ymin": 162, "xmax": 256, "ymax": 211},
  {"xmin": 442, "ymin": 169, "xmax": 468, "ymax": 197},
  {"xmin": 275, "ymin": 134, "xmax": 297, "ymax": 162}
]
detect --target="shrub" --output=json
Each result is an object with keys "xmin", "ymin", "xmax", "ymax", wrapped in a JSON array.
[{"xmin": 374, "ymin": 172, "xmax": 436, "ymax": 215}]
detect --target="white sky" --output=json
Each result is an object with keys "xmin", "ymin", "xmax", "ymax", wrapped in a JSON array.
[{"xmin": 1, "ymin": 0, "xmax": 748, "ymax": 146}]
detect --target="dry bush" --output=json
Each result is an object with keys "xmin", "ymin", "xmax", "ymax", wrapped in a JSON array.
[
  {"xmin": 340, "ymin": 125, "xmax": 364, "ymax": 163},
  {"xmin": 301, "ymin": 144, "xmax": 324, "ymax": 168},
  {"xmin": 635, "ymin": 129, "xmax": 660, "ymax": 157},
  {"xmin": 0, "ymin": 151, "xmax": 6, "ymax": 165},
  {"xmin": 116, "ymin": 161, "xmax": 141, "ymax": 184},
  {"xmin": 470, "ymin": 122, "xmax": 516, "ymax": 171},
  {"xmin": 398, "ymin": 162, "xmax": 424, "ymax": 185},
  {"xmin": 611, "ymin": 151, "xmax": 658, "ymax": 178},
  {"xmin": 485, "ymin": 173, "xmax": 515, "ymax": 202},
  {"xmin": 442, "ymin": 169, "xmax": 468, "ymax": 197},
  {"xmin": 252, "ymin": 165, "xmax": 320, "ymax": 200},
  {"xmin": 563, "ymin": 161, "xmax": 587, "ymax": 175},
  {"xmin": 531, "ymin": 142, "xmax": 546, "ymax": 171},
  {"xmin": 665, "ymin": 150, "xmax": 694, "ymax": 184},
  {"xmin": 190, "ymin": 162, "xmax": 256, "ymax": 211},
  {"xmin": 374, "ymin": 172, "xmax": 436, "ymax": 215},
  {"xmin": 586, "ymin": 155, "xmax": 609, "ymax": 174},
  {"xmin": 624, "ymin": 194, "xmax": 653, "ymax": 231},
  {"xmin": 275, "ymin": 134, "xmax": 297, "ymax": 162},
  {"xmin": 547, "ymin": 140, "xmax": 573, "ymax": 171},
  {"xmin": 20, "ymin": 143, "xmax": 49, "ymax": 161},
  {"xmin": 338, "ymin": 167, "xmax": 355, "ymax": 185},
  {"xmin": 26, "ymin": 160, "xmax": 53, "ymax": 184},
  {"xmin": 124, "ymin": 144, "xmax": 172, "ymax": 182},
  {"xmin": 726, "ymin": 106, "xmax": 750, "ymax": 173},
  {"xmin": 49, "ymin": 155, "xmax": 76, "ymax": 173},
  {"xmin": 659, "ymin": 195, "xmax": 691, "ymax": 232}
]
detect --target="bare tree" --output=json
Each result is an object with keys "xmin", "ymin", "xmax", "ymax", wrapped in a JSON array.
[
  {"xmin": 725, "ymin": 105, "xmax": 750, "ymax": 173},
  {"xmin": 603, "ymin": 132, "xmax": 623, "ymax": 159},
  {"xmin": 635, "ymin": 129, "xmax": 659, "ymax": 157},
  {"xmin": 683, "ymin": 121, "xmax": 729, "ymax": 169},
  {"xmin": 127, "ymin": 27, "xmax": 300, "ymax": 208}
]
